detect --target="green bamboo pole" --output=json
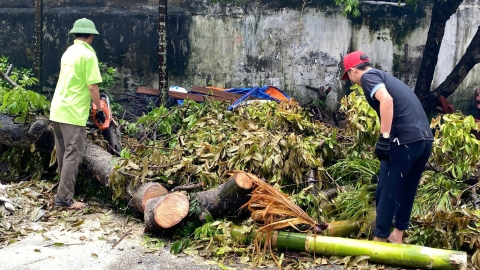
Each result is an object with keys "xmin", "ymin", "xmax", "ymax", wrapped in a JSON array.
[
  {"xmin": 323, "ymin": 220, "xmax": 360, "ymax": 237},
  {"xmin": 273, "ymin": 232, "xmax": 467, "ymax": 270},
  {"xmin": 230, "ymin": 219, "xmax": 361, "ymax": 242}
]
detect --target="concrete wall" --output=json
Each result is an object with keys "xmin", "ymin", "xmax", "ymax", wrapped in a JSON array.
[{"xmin": 0, "ymin": 0, "xmax": 479, "ymax": 114}]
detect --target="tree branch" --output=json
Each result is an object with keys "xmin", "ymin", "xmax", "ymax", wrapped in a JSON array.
[{"xmin": 0, "ymin": 70, "xmax": 19, "ymax": 88}]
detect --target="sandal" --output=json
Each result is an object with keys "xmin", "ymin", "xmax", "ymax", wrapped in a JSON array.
[
  {"xmin": 54, "ymin": 196, "xmax": 86, "ymax": 210},
  {"xmin": 68, "ymin": 201, "xmax": 86, "ymax": 210}
]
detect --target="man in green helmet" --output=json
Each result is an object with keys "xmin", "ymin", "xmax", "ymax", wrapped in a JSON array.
[{"xmin": 50, "ymin": 18, "xmax": 105, "ymax": 210}]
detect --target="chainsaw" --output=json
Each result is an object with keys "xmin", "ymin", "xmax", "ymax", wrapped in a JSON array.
[
  {"xmin": 89, "ymin": 93, "xmax": 111, "ymax": 130},
  {"xmin": 88, "ymin": 94, "xmax": 122, "ymax": 155}
]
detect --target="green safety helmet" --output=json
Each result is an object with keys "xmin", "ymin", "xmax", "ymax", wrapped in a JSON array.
[{"xmin": 69, "ymin": 18, "xmax": 99, "ymax": 35}]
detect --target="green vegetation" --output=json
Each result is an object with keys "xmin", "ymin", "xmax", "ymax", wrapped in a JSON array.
[
  {"xmin": 0, "ymin": 55, "xmax": 49, "ymax": 124},
  {"xmin": 334, "ymin": 0, "xmax": 421, "ymax": 18}
]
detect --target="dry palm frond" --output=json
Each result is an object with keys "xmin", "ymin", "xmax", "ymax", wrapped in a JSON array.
[
  {"xmin": 238, "ymin": 171, "xmax": 328, "ymax": 233},
  {"xmin": 234, "ymin": 170, "xmax": 328, "ymax": 268}
]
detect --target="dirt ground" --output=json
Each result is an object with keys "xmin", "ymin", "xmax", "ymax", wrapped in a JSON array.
[
  {"xmin": 0, "ymin": 207, "xmax": 349, "ymax": 270},
  {"xmin": 0, "ymin": 179, "xmax": 352, "ymax": 270}
]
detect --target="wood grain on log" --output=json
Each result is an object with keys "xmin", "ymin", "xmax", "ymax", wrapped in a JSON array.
[
  {"xmin": 126, "ymin": 182, "xmax": 168, "ymax": 213},
  {"xmin": 144, "ymin": 192, "xmax": 189, "ymax": 232}
]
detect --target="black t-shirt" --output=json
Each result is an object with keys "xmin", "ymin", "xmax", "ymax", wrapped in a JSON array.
[{"xmin": 360, "ymin": 69, "xmax": 433, "ymax": 145}]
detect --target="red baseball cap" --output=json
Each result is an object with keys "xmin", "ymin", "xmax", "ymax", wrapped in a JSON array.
[{"xmin": 341, "ymin": 51, "xmax": 370, "ymax": 80}]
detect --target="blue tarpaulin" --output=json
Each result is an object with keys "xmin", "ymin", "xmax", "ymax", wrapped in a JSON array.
[{"xmin": 225, "ymin": 86, "xmax": 291, "ymax": 102}]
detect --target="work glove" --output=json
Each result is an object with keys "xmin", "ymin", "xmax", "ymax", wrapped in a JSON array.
[
  {"xmin": 371, "ymin": 171, "xmax": 380, "ymax": 184},
  {"xmin": 95, "ymin": 110, "xmax": 106, "ymax": 125},
  {"xmin": 375, "ymin": 136, "xmax": 390, "ymax": 161}
]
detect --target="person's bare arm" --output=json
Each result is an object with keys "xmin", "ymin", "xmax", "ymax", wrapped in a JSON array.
[
  {"xmin": 88, "ymin": 84, "xmax": 102, "ymax": 110},
  {"xmin": 374, "ymin": 87, "xmax": 393, "ymax": 134}
]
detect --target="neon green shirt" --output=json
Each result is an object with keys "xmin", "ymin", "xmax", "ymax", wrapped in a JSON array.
[{"xmin": 50, "ymin": 40, "xmax": 102, "ymax": 126}]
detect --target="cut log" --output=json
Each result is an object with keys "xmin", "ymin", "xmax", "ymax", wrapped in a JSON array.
[
  {"xmin": 126, "ymin": 182, "xmax": 168, "ymax": 213},
  {"xmin": 195, "ymin": 172, "xmax": 255, "ymax": 222},
  {"xmin": 144, "ymin": 192, "xmax": 190, "ymax": 232}
]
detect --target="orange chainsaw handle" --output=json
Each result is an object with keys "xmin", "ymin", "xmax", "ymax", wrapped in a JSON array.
[{"xmin": 90, "ymin": 97, "xmax": 111, "ymax": 130}]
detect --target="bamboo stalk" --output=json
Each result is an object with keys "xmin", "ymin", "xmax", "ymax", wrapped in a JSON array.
[
  {"xmin": 273, "ymin": 232, "xmax": 467, "ymax": 270},
  {"xmin": 323, "ymin": 220, "xmax": 360, "ymax": 237},
  {"xmin": 230, "ymin": 226, "xmax": 467, "ymax": 270}
]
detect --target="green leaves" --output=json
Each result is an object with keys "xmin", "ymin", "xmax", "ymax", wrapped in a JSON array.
[
  {"xmin": 0, "ymin": 88, "xmax": 49, "ymax": 123},
  {"xmin": 98, "ymin": 62, "xmax": 116, "ymax": 90},
  {"xmin": 0, "ymin": 55, "xmax": 49, "ymax": 123},
  {"xmin": 334, "ymin": 0, "xmax": 420, "ymax": 17},
  {"xmin": 339, "ymin": 85, "xmax": 379, "ymax": 159},
  {"xmin": 334, "ymin": 0, "xmax": 362, "ymax": 17},
  {"xmin": 430, "ymin": 113, "xmax": 480, "ymax": 180},
  {"xmin": 170, "ymin": 238, "xmax": 190, "ymax": 255}
]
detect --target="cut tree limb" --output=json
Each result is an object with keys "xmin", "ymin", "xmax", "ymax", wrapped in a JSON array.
[
  {"xmin": 0, "ymin": 70, "xmax": 19, "ymax": 88},
  {"xmin": 82, "ymin": 141, "xmax": 114, "ymax": 187},
  {"xmin": 195, "ymin": 172, "xmax": 255, "ymax": 222}
]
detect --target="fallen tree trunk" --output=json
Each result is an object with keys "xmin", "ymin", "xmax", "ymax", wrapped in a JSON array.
[
  {"xmin": 83, "ymin": 141, "xmax": 172, "ymax": 215},
  {"xmin": 0, "ymin": 117, "xmax": 257, "ymax": 230},
  {"xmin": 0, "ymin": 114, "xmax": 54, "ymax": 153},
  {"xmin": 83, "ymin": 143, "xmax": 260, "ymax": 231}
]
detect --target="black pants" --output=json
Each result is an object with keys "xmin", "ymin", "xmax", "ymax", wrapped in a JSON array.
[{"xmin": 374, "ymin": 140, "xmax": 432, "ymax": 239}]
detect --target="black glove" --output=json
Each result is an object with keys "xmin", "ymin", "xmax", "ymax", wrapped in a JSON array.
[
  {"xmin": 95, "ymin": 110, "xmax": 106, "ymax": 125},
  {"xmin": 375, "ymin": 136, "xmax": 390, "ymax": 161},
  {"xmin": 371, "ymin": 171, "xmax": 380, "ymax": 184}
]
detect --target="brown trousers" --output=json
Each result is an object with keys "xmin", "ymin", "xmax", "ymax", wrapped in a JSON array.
[{"xmin": 52, "ymin": 122, "xmax": 86, "ymax": 206}]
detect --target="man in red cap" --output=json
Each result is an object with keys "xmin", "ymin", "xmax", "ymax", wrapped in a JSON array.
[{"xmin": 342, "ymin": 51, "xmax": 433, "ymax": 243}]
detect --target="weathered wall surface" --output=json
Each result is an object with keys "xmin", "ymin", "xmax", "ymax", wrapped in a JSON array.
[{"xmin": 0, "ymin": 0, "xmax": 479, "ymax": 114}]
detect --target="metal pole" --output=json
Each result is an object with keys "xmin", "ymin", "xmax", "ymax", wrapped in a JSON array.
[
  {"xmin": 158, "ymin": 0, "xmax": 168, "ymax": 104},
  {"xmin": 34, "ymin": 0, "xmax": 43, "ymax": 92}
]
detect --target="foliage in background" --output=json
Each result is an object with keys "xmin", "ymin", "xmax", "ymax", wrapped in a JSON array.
[
  {"xmin": 339, "ymin": 84, "xmax": 379, "ymax": 159},
  {"xmin": 98, "ymin": 62, "xmax": 116, "ymax": 91},
  {"xmin": 0, "ymin": 55, "xmax": 49, "ymax": 123},
  {"xmin": 430, "ymin": 113, "xmax": 480, "ymax": 180},
  {"xmin": 334, "ymin": 0, "xmax": 421, "ymax": 17}
]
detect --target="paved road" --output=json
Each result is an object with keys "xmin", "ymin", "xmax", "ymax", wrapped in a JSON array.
[{"xmin": 0, "ymin": 214, "xmax": 348, "ymax": 270}]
